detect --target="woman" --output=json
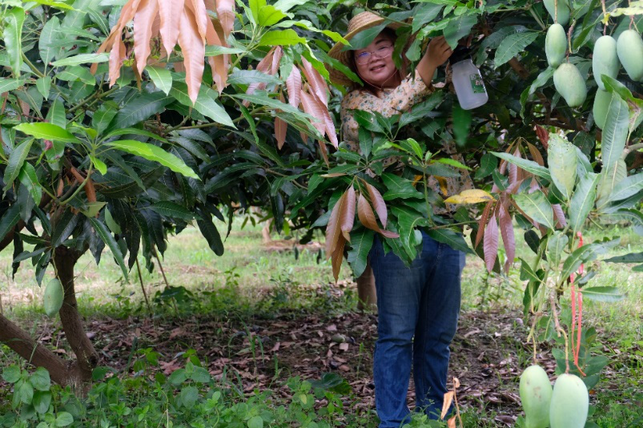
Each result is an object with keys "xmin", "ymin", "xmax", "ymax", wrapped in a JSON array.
[{"xmin": 328, "ymin": 11, "xmax": 470, "ymax": 427}]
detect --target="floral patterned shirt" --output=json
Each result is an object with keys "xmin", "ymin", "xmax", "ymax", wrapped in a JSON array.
[{"xmin": 339, "ymin": 71, "xmax": 473, "ymax": 215}]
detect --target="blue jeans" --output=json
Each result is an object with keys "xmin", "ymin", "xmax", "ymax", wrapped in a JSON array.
[{"xmin": 370, "ymin": 231, "xmax": 465, "ymax": 427}]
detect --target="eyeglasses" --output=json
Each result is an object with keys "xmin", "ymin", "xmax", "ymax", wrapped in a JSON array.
[{"xmin": 354, "ymin": 44, "xmax": 394, "ymax": 65}]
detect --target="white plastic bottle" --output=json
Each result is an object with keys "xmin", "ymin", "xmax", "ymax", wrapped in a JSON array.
[{"xmin": 451, "ymin": 56, "xmax": 489, "ymax": 110}]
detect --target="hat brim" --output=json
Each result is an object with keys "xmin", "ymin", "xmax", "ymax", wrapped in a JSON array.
[{"xmin": 327, "ymin": 18, "xmax": 402, "ymax": 86}]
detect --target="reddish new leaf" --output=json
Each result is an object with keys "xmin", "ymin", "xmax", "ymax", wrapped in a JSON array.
[
  {"xmin": 325, "ymin": 189, "xmax": 349, "ymax": 257},
  {"xmin": 300, "ymin": 58, "xmax": 328, "ymax": 106},
  {"xmin": 527, "ymin": 142, "xmax": 545, "ymax": 166},
  {"xmin": 177, "ymin": 5, "xmax": 204, "ymax": 103},
  {"xmin": 308, "ymin": 89, "xmax": 338, "ymax": 148},
  {"xmin": 286, "ymin": 66, "xmax": 302, "ymax": 108},
  {"xmin": 271, "ymin": 46, "xmax": 283, "ymax": 76},
  {"xmin": 497, "ymin": 202, "xmax": 515, "ymax": 273},
  {"xmin": 205, "ymin": 15, "xmax": 228, "ymax": 92},
  {"xmin": 357, "ymin": 194, "xmax": 398, "ymax": 238},
  {"xmin": 508, "ymin": 148, "xmax": 519, "ymax": 185},
  {"xmin": 535, "ymin": 125, "xmax": 549, "ymax": 149},
  {"xmin": 331, "ymin": 235, "xmax": 346, "ymax": 282},
  {"xmin": 134, "ymin": 0, "xmax": 159, "ymax": 75},
  {"xmin": 215, "ymin": 0, "xmax": 235, "ymax": 40},
  {"xmin": 552, "ymin": 203, "xmax": 567, "ymax": 228},
  {"xmin": 300, "ymin": 87, "xmax": 326, "ymax": 135},
  {"xmin": 274, "ymin": 92, "xmax": 287, "ymax": 149},
  {"xmin": 365, "ymin": 183, "xmax": 387, "ymax": 228},
  {"xmin": 484, "ymin": 213, "xmax": 499, "ymax": 273},
  {"xmin": 475, "ymin": 201, "xmax": 494, "ymax": 248},
  {"xmin": 339, "ymin": 186, "xmax": 356, "ymax": 241},
  {"xmin": 158, "ymin": 0, "xmax": 185, "ymax": 57},
  {"xmin": 189, "ymin": 0, "xmax": 208, "ymax": 41}
]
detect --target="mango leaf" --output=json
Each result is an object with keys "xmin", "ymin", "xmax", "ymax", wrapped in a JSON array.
[
  {"xmin": 273, "ymin": 0, "xmax": 307, "ymax": 13},
  {"xmin": 146, "ymin": 67, "xmax": 173, "ymax": 95},
  {"xmin": 259, "ymin": 30, "xmax": 306, "ymax": 46},
  {"xmin": 601, "ymin": 92, "xmax": 630, "ymax": 170},
  {"xmin": 3, "ymin": 8, "xmax": 25, "ymax": 76},
  {"xmin": 150, "ymin": 201, "xmax": 195, "ymax": 221},
  {"xmin": 514, "ymin": 191, "xmax": 554, "ymax": 229},
  {"xmin": 14, "ymin": 123, "xmax": 78, "ymax": 143},
  {"xmin": 106, "ymin": 140, "xmax": 199, "ymax": 179},
  {"xmin": 547, "ymin": 231, "xmax": 568, "ymax": 268},
  {"xmin": 427, "ymin": 228, "xmax": 472, "ymax": 254},
  {"xmin": 581, "ymin": 286, "xmax": 624, "ymax": 302},
  {"xmin": 560, "ymin": 238, "xmax": 620, "ymax": 281},
  {"xmin": 170, "ymin": 83, "xmax": 235, "ymax": 128},
  {"xmin": 492, "ymin": 152, "xmax": 551, "ymax": 181},
  {"xmin": 92, "ymin": 102, "xmax": 118, "ymax": 134},
  {"xmin": 494, "ymin": 32, "xmax": 539, "ymax": 68},
  {"xmin": 112, "ymin": 91, "xmax": 173, "ymax": 130},
  {"xmin": 382, "ymin": 174, "xmax": 423, "ymax": 200},
  {"xmin": 0, "ymin": 78, "xmax": 26, "ymax": 93},
  {"xmin": 228, "ymin": 70, "xmax": 282, "ymax": 86},
  {"xmin": 568, "ymin": 172, "xmax": 600, "ymax": 233},
  {"xmin": 57, "ymin": 66, "xmax": 96, "ymax": 85},
  {"xmin": 608, "ymin": 173, "xmax": 643, "ymax": 202},
  {"xmin": 39, "ymin": 16, "xmax": 64, "ymax": 65},
  {"xmin": 51, "ymin": 53, "xmax": 109, "ymax": 67},
  {"xmin": 604, "ymin": 252, "xmax": 643, "ymax": 263},
  {"xmin": 89, "ymin": 217, "xmax": 128, "ymax": 280},
  {"xmin": 445, "ymin": 189, "xmax": 495, "ymax": 204},
  {"xmin": 18, "ymin": 163, "xmax": 42, "ymax": 206},
  {"xmin": 444, "ymin": 14, "xmax": 478, "ymax": 49},
  {"xmin": 547, "ymin": 134, "xmax": 577, "ymax": 199},
  {"xmin": 347, "ymin": 23, "xmax": 387, "ymax": 51},
  {"xmin": 483, "ymin": 214, "xmax": 499, "ymax": 272},
  {"xmin": 0, "ymin": 204, "xmax": 21, "ymax": 243},
  {"xmin": 3, "ymin": 139, "xmax": 34, "ymax": 192},
  {"xmin": 258, "ymin": 5, "xmax": 288, "ymax": 26},
  {"xmin": 346, "ymin": 229, "xmax": 374, "ymax": 278},
  {"xmin": 412, "ymin": 3, "xmax": 444, "ymax": 33},
  {"xmin": 196, "ymin": 207, "xmax": 224, "ymax": 256}
]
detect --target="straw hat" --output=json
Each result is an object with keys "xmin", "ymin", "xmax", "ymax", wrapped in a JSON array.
[{"xmin": 327, "ymin": 11, "xmax": 403, "ymax": 86}]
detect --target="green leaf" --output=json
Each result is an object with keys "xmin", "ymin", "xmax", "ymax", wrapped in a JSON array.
[
  {"xmin": 36, "ymin": 76, "xmax": 52, "ymax": 98},
  {"xmin": 273, "ymin": 0, "xmax": 307, "ymax": 13},
  {"xmin": 608, "ymin": 173, "xmax": 643, "ymax": 202},
  {"xmin": 149, "ymin": 201, "xmax": 195, "ymax": 221},
  {"xmin": 514, "ymin": 191, "xmax": 554, "ymax": 230},
  {"xmin": 0, "ymin": 78, "xmax": 26, "ymax": 93},
  {"xmin": 228, "ymin": 70, "xmax": 282, "ymax": 86},
  {"xmin": 560, "ymin": 239, "xmax": 620, "ymax": 281},
  {"xmin": 248, "ymin": 416, "xmax": 264, "ymax": 428},
  {"xmin": 547, "ymin": 231, "xmax": 568, "ymax": 268},
  {"xmin": 601, "ymin": 92, "xmax": 630, "ymax": 170},
  {"xmin": 568, "ymin": 171, "xmax": 599, "ymax": 233},
  {"xmin": 196, "ymin": 207, "xmax": 224, "ymax": 256},
  {"xmin": 112, "ymin": 92, "xmax": 173, "ymax": 130},
  {"xmin": 88, "ymin": 218, "xmax": 128, "ymax": 280},
  {"xmin": 29, "ymin": 368, "xmax": 51, "ymax": 392},
  {"xmin": 427, "ymin": 228, "xmax": 473, "ymax": 254},
  {"xmin": 39, "ymin": 16, "xmax": 64, "ymax": 65},
  {"xmin": 347, "ymin": 23, "xmax": 387, "ymax": 51},
  {"xmin": 51, "ymin": 53, "xmax": 109, "ymax": 67},
  {"xmin": 33, "ymin": 391, "xmax": 52, "ymax": 414},
  {"xmin": 106, "ymin": 140, "xmax": 199, "ymax": 179},
  {"xmin": 452, "ymin": 104, "xmax": 472, "ymax": 147},
  {"xmin": 258, "ymin": 5, "xmax": 288, "ymax": 26},
  {"xmin": 519, "ymin": 258, "xmax": 541, "ymax": 283},
  {"xmin": 258, "ymin": 30, "xmax": 306, "ymax": 46},
  {"xmin": 204, "ymin": 46, "xmax": 245, "ymax": 56},
  {"xmin": 170, "ymin": 83, "xmax": 235, "ymax": 128},
  {"xmin": 547, "ymin": 134, "xmax": 577, "ymax": 200},
  {"xmin": 444, "ymin": 14, "xmax": 478, "ymax": 49},
  {"xmin": 412, "ymin": 3, "xmax": 444, "ymax": 33},
  {"xmin": 346, "ymin": 229, "xmax": 374, "ymax": 278},
  {"xmin": 18, "ymin": 162, "xmax": 42, "ymax": 205},
  {"xmin": 381, "ymin": 173, "xmax": 423, "ymax": 200},
  {"xmin": 494, "ymin": 32, "xmax": 539, "ymax": 68},
  {"xmin": 475, "ymin": 153, "xmax": 498, "ymax": 179},
  {"xmin": 90, "ymin": 155, "xmax": 107, "ymax": 175},
  {"xmin": 231, "ymin": 92, "xmax": 310, "ymax": 117},
  {"xmin": 604, "ymin": 252, "xmax": 643, "ymax": 263},
  {"xmin": 2, "ymin": 366, "xmax": 21, "ymax": 383},
  {"xmin": 180, "ymin": 386, "xmax": 199, "ymax": 408},
  {"xmin": 14, "ymin": 123, "xmax": 78, "ymax": 143},
  {"xmin": 146, "ymin": 66, "xmax": 173, "ymax": 95},
  {"xmin": 581, "ymin": 286, "xmax": 625, "ymax": 302},
  {"xmin": 4, "ymin": 138, "xmax": 34, "ymax": 192},
  {"xmin": 17, "ymin": 379, "xmax": 34, "ymax": 404},
  {"xmin": 491, "ymin": 152, "xmax": 551, "ymax": 180},
  {"xmin": 46, "ymin": 98, "xmax": 67, "ymax": 129},
  {"xmin": 55, "ymin": 412, "xmax": 74, "ymax": 427},
  {"xmin": 92, "ymin": 102, "xmax": 118, "ymax": 134},
  {"xmin": 57, "ymin": 65, "xmax": 96, "ymax": 85},
  {"xmin": 3, "ymin": 8, "xmax": 26, "ymax": 76}
]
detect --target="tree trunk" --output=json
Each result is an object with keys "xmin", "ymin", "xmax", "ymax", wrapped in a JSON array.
[
  {"xmin": 356, "ymin": 261, "xmax": 377, "ymax": 311},
  {"xmin": 54, "ymin": 247, "xmax": 98, "ymax": 386},
  {"xmin": 0, "ymin": 314, "xmax": 78, "ymax": 385}
]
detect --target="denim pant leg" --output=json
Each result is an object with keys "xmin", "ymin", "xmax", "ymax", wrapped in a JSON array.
[
  {"xmin": 370, "ymin": 235, "xmax": 439, "ymax": 428},
  {"xmin": 413, "ymin": 243, "xmax": 465, "ymax": 419}
]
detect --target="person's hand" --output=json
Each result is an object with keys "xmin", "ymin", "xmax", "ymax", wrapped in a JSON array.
[{"xmin": 425, "ymin": 36, "xmax": 453, "ymax": 69}]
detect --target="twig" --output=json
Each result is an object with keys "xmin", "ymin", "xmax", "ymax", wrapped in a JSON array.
[
  {"xmin": 549, "ymin": 290, "xmax": 570, "ymax": 373},
  {"xmin": 135, "ymin": 258, "xmax": 152, "ymax": 314}
]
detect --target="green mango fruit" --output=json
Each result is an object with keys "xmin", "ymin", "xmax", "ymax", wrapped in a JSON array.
[
  {"xmin": 546, "ymin": 24, "xmax": 567, "ymax": 68},
  {"xmin": 520, "ymin": 365, "xmax": 552, "ymax": 428},
  {"xmin": 554, "ymin": 62, "xmax": 587, "ymax": 107},
  {"xmin": 617, "ymin": 29, "xmax": 643, "ymax": 81},
  {"xmin": 43, "ymin": 278, "xmax": 64, "ymax": 317},
  {"xmin": 593, "ymin": 89, "xmax": 611, "ymax": 129},
  {"xmin": 592, "ymin": 35, "xmax": 619, "ymax": 90},
  {"xmin": 543, "ymin": 0, "xmax": 570, "ymax": 26},
  {"xmin": 549, "ymin": 373, "xmax": 589, "ymax": 428}
]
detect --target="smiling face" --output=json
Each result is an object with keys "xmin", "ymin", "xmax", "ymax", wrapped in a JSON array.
[{"xmin": 353, "ymin": 32, "xmax": 400, "ymax": 89}]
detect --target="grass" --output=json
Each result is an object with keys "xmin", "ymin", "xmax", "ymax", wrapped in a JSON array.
[{"xmin": 1, "ymin": 218, "xmax": 643, "ymax": 426}]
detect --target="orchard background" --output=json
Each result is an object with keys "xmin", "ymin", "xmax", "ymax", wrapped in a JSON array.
[{"xmin": 0, "ymin": 0, "xmax": 642, "ymax": 426}]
